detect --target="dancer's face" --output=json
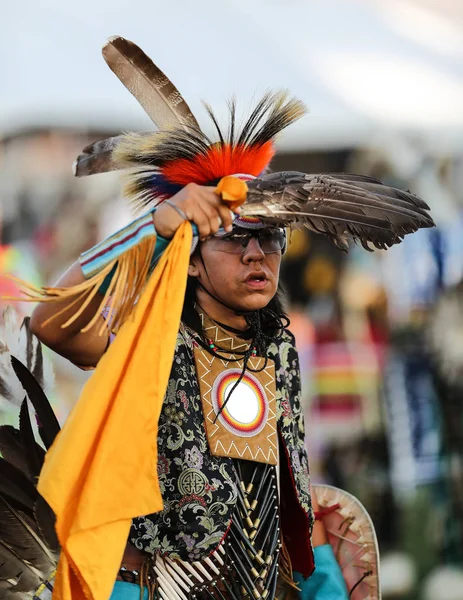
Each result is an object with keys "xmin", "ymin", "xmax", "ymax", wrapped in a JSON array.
[{"xmin": 188, "ymin": 228, "xmax": 282, "ymax": 316}]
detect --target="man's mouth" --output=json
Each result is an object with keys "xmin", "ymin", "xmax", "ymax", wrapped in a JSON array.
[{"xmin": 244, "ymin": 273, "xmax": 269, "ymax": 289}]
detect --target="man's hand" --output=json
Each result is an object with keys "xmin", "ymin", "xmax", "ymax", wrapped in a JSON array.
[{"xmin": 153, "ymin": 183, "xmax": 241, "ymax": 240}]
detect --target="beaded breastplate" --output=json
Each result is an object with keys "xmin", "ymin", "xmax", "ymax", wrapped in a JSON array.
[{"xmin": 131, "ymin": 464, "xmax": 294, "ymax": 599}]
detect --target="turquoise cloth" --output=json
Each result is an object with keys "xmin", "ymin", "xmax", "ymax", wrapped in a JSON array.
[
  {"xmin": 294, "ymin": 544, "xmax": 349, "ymax": 599},
  {"xmin": 109, "ymin": 580, "xmax": 149, "ymax": 600},
  {"xmin": 98, "ymin": 234, "xmax": 170, "ymax": 295}
]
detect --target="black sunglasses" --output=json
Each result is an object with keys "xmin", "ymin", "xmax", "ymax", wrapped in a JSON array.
[{"xmin": 208, "ymin": 228, "xmax": 287, "ymax": 254}]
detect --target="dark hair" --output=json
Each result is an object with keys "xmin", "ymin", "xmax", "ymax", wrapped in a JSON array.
[{"xmin": 181, "ymin": 275, "xmax": 289, "ymax": 351}]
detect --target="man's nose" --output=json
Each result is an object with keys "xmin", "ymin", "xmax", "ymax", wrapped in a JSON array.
[{"xmin": 242, "ymin": 237, "xmax": 265, "ymax": 262}]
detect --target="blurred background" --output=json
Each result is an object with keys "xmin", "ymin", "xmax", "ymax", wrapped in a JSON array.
[{"xmin": 2, "ymin": 0, "xmax": 463, "ymax": 597}]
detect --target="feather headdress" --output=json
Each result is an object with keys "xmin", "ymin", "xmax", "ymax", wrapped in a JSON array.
[
  {"xmin": 75, "ymin": 36, "xmax": 306, "ymax": 205},
  {"xmin": 12, "ymin": 35, "xmax": 434, "ymax": 337},
  {"xmin": 74, "ymin": 35, "xmax": 434, "ymax": 252}
]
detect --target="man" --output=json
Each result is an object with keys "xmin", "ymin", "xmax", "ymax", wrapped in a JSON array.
[
  {"xmin": 5, "ymin": 36, "xmax": 432, "ymax": 600},
  {"xmin": 31, "ymin": 184, "xmax": 342, "ymax": 600}
]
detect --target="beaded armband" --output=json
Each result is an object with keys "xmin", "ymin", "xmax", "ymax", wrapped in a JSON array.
[
  {"xmin": 79, "ymin": 211, "xmax": 169, "ymax": 283},
  {"xmin": 12, "ymin": 211, "xmax": 170, "ymax": 336}
]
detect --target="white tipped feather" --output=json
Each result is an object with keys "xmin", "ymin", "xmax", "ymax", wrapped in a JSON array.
[
  {"xmin": 0, "ymin": 307, "xmax": 24, "ymax": 407},
  {"xmin": 0, "ymin": 307, "xmax": 55, "ymax": 408}
]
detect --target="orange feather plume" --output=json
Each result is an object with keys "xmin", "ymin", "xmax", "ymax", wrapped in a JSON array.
[{"xmin": 161, "ymin": 141, "xmax": 275, "ymax": 185}]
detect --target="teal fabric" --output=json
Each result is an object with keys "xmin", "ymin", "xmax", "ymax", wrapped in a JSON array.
[
  {"xmin": 109, "ymin": 580, "xmax": 149, "ymax": 600},
  {"xmin": 294, "ymin": 544, "xmax": 349, "ymax": 599},
  {"xmin": 98, "ymin": 234, "xmax": 170, "ymax": 295}
]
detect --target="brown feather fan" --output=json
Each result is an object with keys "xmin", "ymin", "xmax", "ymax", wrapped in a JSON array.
[{"xmin": 242, "ymin": 171, "xmax": 434, "ymax": 251}]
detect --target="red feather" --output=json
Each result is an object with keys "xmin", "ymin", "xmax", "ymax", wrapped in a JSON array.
[{"xmin": 161, "ymin": 141, "xmax": 275, "ymax": 185}]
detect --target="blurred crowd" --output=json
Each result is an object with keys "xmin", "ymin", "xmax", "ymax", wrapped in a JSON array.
[{"xmin": 2, "ymin": 126, "xmax": 463, "ymax": 599}]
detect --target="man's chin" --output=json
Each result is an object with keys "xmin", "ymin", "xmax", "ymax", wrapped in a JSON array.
[{"xmin": 232, "ymin": 292, "xmax": 274, "ymax": 313}]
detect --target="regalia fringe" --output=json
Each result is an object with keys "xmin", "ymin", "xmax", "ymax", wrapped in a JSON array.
[{"xmin": 5, "ymin": 236, "xmax": 156, "ymax": 335}]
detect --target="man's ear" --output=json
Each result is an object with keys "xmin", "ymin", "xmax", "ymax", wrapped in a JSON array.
[{"xmin": 188, "ymin": 256, "xmax": 200, "ymax": 277}]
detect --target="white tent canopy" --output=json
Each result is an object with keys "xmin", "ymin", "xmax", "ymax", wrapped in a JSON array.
[{"xmin": 2, "ymin": 0, "xmax": 463, "ymax": 150}]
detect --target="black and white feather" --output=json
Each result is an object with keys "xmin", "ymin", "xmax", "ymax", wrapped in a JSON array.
[{"xmin": 0, "ymin": 308, "xmax": 54, "ymax": 408}]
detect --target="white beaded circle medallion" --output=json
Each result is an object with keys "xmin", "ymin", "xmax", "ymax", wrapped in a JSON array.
[{"xmin": 212, "ymin": 368, "xmax": 269, "ymax": 437}]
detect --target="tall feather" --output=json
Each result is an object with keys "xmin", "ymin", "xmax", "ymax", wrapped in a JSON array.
[
  {"xmin": 102, "ymin": 36, "xmax": 199, "ymax": 131},
  {"xmin": 242, "ymin": 171, "xmax": 434, "ymax": 250}
]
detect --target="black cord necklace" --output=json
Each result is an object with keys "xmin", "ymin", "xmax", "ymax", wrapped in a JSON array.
[{"xmin": 193, "ymin": 307, "xmax": 289, "ymax": 423}]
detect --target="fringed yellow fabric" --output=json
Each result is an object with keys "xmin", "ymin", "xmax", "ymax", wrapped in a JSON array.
[
  {"xmin": 5, "ymin": 236, "xmax": 157, "ymax": 336},
  {"xmin": 37, "ymin": 221, "xmax": 192, "ymax": 600}
]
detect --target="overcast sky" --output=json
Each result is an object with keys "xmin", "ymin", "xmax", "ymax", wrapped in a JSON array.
[{"xmin": 2, "ymin": 0, "xmax": 463, "ymax": 149}]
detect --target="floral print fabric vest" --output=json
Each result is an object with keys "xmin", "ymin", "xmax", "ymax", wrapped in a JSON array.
[{"xmin": 129, "ymin": 319, "xmax": 314, "ymax": 577}]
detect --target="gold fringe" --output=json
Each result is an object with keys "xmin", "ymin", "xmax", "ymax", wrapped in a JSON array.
[
  {"xmin": 279, "ymin": 538, "xmax": 301, "ymax": 593},
  {"xmin": 4, "ymin": 237, "xmax": 157, "ymax": 336}
]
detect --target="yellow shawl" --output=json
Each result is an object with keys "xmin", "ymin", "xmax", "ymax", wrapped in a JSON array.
[{"xmin": 37, "ymin": 221, "xmax": 192, "ymax": 600}]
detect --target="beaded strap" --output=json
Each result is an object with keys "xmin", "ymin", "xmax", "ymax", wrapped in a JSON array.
[{"xmin": 79, "ymin": 210, "xmax": 170, "ymax": 295}]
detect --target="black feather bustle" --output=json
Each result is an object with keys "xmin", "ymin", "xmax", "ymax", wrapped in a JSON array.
[
  {"xmin": 0, "ymin": 426, "xmax": 30, "ymax": 474},
  {"xmin": 33, "ymin": 494, "xmax": 59, "ymax": 555},
  {"xmin": 19, "ymin": 400, "xmax": 45, "ymax": 481},
  {"xmin": 0, "ymin": 318, "xmax": 60, "ymax": 599},
  {"xmin": 0, "ymin": 458, "xmax": 37, "ymax": 514}
]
